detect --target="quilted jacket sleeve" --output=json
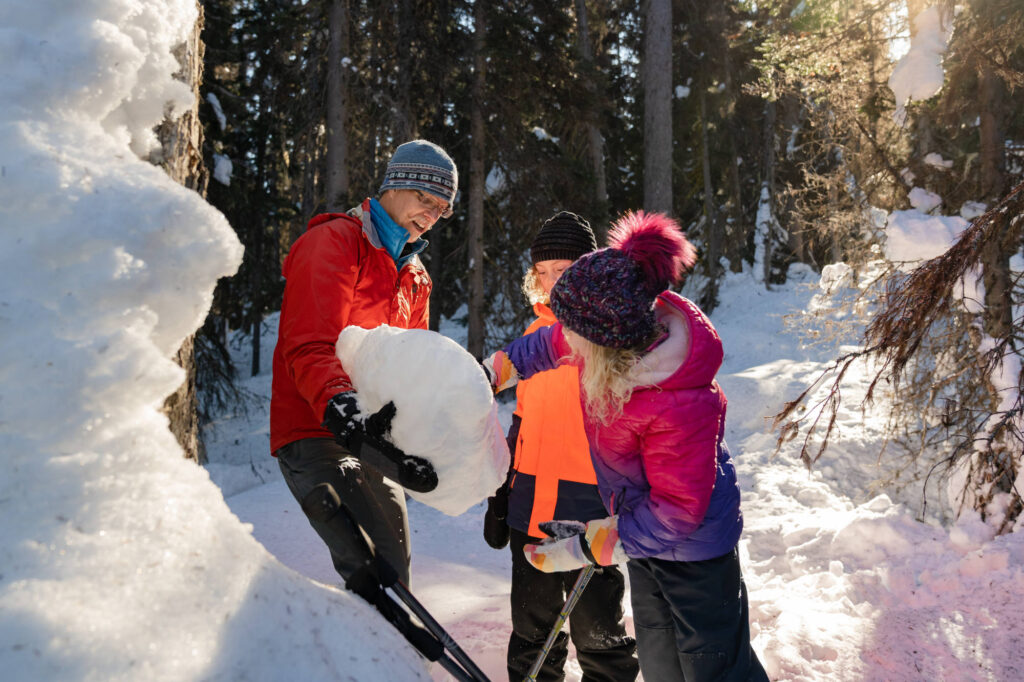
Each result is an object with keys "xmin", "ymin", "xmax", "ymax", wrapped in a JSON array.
[
  {"xmin": 277, "ymin": 222, "xmax": 362, "ymax": 421},
  {"xmin": 616, "ymin": 397, "xmax": 722, "ymax": 558},
  {"xmin": 502, "ymin": 323, "xmax": 572, "ymax": 378}
]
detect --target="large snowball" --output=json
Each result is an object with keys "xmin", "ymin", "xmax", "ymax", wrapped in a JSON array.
[{"xmin": 336, "ymin": 325, "xmax": 510, "ymax": 516}]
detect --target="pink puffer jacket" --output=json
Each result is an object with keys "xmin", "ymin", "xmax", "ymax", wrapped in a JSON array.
[{"xmin": 504, "ymin": 290, "xmax": 743, "ymax": 561}]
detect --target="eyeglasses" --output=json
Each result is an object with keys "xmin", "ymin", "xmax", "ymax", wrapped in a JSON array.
[{"xmin": 414, "ymin": 190, "xmax": 453, "ymax": 219}]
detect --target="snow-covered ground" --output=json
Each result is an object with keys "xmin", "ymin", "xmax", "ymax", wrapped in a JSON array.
[
  {"xmin": 3, "ymin": 1, "xmax": 1022, "ymax": 680},
  {"xmin": 207, "ymin": 268, "xmax": 1024, "ymax": 682}
]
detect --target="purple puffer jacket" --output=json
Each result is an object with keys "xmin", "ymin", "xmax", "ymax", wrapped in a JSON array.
[{"xmin": 503, "ymin": 291, "xmax": 743, "ymax": 562}]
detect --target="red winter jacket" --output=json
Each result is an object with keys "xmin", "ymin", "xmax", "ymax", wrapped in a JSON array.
[{"xmin": 270, "ymin": 199, "xmax": 431, "ymax": 453}]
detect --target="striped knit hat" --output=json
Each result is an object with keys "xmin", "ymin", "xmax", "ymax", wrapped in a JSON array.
[
  {"xmin": 530, "ymin": 211, "xmax": 597, "ymax": 264},
  {"xmin": 550, "ymin": 211, "xmax": 697, "ymax": 349},
  {"xmin": 379, "ymin": 140, "xmax": 458, "ymax": 210}
]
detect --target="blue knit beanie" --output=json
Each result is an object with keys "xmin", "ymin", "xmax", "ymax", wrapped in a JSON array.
[
  {"xmin": 379, "ymin": 140, "xmax": 458, "ymax": 209},
  {"xmin": 550, "ymin": 211, "xmax": 697, "ymax": 349}
]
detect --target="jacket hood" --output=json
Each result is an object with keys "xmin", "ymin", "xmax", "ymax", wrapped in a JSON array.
[
  {"xmin": 307, "ymin": 212, "xmax": 349, "ymax": 231},
  {"xmin": 307, "ymin": 199, "xmax": 379, "ymax": 246},
  {"xmin": 629, "ymin": 291, "xmax": 722, "ymax": 390}
]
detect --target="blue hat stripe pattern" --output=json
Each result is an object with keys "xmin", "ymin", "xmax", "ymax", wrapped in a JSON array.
[
  {"xmin": 381, "ymin": 163, "xmax": 456, "ymax": 197},
  {"xmin": 378, "ymin": 140, "xmax": 458, "ymax": 206}
]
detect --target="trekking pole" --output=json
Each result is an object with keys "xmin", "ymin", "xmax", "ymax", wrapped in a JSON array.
[
  {"xmin": 373, "ymin": 556, "xmax": 489, "ymax": 681},
  {"xmin": 523, "ymin": 564, "xmax": 597, "ymax": 682},
  {"xmin": 302, "ymin": 482, "xmax": 490, "ymax": 682}
]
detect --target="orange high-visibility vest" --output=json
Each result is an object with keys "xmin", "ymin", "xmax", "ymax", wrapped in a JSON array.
[{"xmin": 507, "ymin": 303, "xmax": 606, "ymax": 538}]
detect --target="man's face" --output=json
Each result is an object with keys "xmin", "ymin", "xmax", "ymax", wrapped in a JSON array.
[{"xmin": 378, "ymin": 189, "xmax": 450, "ymax": 242}]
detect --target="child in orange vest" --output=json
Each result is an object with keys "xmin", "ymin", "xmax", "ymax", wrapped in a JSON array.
[{"xmin": 484, "ymin": 212, "xmax": 639, "ymax": 681}]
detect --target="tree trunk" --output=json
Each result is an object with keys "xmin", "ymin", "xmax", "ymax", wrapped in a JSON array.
[
  {"xmin": 642, "ymin": 0, "xmax": 672, "ymax": 214},
  {"xmin": 325, "ymin": 0, "xmax": 350, "ymax": 210},
  {"xmin": 758, "ymin": 98, "xmax": 778, "ymax": 286},
  {"xmin": 466, "ymin": 0, "xmax": 487, "ymax": 359},
  {"xmin": 700, "ymin": 85, "xmax": 720, "ymax": 311},
  {"xmin": 977, "ymin": 64, "xmax": 1010, "ymax": 340},
  {"xmin": 978, "ymin": 67, "xmax": 1005, "ymax": 202},
  {"xmin": 155, "ymin": 1, "xmax": 207, "ymax": 464},
  {"xmin": 576, "ymin": 0, "xmax": 609, "ymax": 241},
  {"xmin": 394, "ymin": 0, "xmax": 416, "ymax": 141}
]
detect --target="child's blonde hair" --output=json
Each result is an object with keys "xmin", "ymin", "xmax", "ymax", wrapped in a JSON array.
[
  {"xmin": 564, "ymin": 328, "xmax": 649, "ymax": 424},
  {"xmin": 522, "ymin": 265, "xmax": 549, "ymax": 305}
]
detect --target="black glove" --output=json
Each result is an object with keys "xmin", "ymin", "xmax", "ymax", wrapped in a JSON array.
[
  {"xmin": 323, "ymin": 392, "xmax": 438, "ymax": 493},
  {"xmin": 483, "ymin": 483, "xmax": 510, "ymax": 549}
]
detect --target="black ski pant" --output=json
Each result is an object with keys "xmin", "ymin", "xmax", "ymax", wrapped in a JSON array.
[
  {"xmin": 507, "ymin": 528, "xmax": 639, "ymax": 682},
  {"xmin": 276, "ymin": 437, "xmax": 411, "ymax": 586},
  {"xmin": 626, "ymin": 547, "xmax": 769, "ymax": 682}
]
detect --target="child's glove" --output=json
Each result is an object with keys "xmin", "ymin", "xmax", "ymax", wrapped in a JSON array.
[
  {"xmin": 523, "ymin": 516, "xmax": 628, "ymax": 573},
  {"xmin": 322, "ymin": 391, "xmax": 438, "ymax": 493},
  {"xmin": 480, "ymin": 350, "xmax": 520, "ymax": 393},
  {"xmin": 482, "ymin": 484, "xmax": 511, "ymax": 549}
]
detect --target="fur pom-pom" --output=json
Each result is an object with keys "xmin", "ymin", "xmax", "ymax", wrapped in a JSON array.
[{"xmin": 607, "ymin": 210, "xmax": 696, "ymax": 290}]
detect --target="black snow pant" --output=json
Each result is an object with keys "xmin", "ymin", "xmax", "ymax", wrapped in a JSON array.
[
  {"xmin": 276, "ymin": 437, "xmax": 411, "ymax": 586},
  {"xmin": 507, "ymin": 528, "xmax": 639, "ymax": 682},
  {"xmin": 626, "ymin": 547, "xmax": 769, "ymax": 682}
]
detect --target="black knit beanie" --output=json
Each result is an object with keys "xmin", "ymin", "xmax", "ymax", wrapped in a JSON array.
[{"xmin": 529, "ymin": 211, "xmax": 598, "ymax": 264}]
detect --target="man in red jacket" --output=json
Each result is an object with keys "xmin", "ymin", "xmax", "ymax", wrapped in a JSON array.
[{"xmin": 271, "ymin": 140, "xmax": 457, "ymax": 588}]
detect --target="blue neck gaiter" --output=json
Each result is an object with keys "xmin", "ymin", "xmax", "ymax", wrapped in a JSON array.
[{"xmin": 369, "ymin": 198, "xmax": 427, "ymax": 268}]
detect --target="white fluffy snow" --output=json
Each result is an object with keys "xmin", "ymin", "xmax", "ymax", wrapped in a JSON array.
[
  {"xmin": 0, "ymin": 2, "xmax": 430, "ymax": 680},
  {"xmin": 335, "ymin": 325, "xmax": 510, "ymax": 516},
  {"xmin": 212, "ymin": 152, "xmax": 233, "ymax": 185},
  {"xmin": 960, "ymin": 200, "xmax": 988, "ymax": 219},
  {"xmin": 908, "ymin": 186, "xmax": 943, "ymax": 213},
  {"xmin": 206, "ymin": 92, "xmax": 227, "ymax": 131},
  {"xmin": 924, "ymin": 152, "xmax": 953, "ymax": 169},
  {"xmin": 4, "ymin": 1, "xmax": 1023, "ymax": 681},
  {"xmin": 889, "ymin": 6, "xmax": 952, "ymax": 123},
  {"xmin": 885, "ymin": 208, "xmax": 967, "ymax": 263}
]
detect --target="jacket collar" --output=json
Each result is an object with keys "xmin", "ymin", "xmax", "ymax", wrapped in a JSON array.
[
  {"xmin": 351, "ymin": 198, "xmax": 428, "ymax": 269},
  {"xmin": 629, "ymin": 291, "xmax": 723, "ymax": 389},
  {"xmin": 532, "ymin": 301, "xmax": 556, "ymax": 323}
]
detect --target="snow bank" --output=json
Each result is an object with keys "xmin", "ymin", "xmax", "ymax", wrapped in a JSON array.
[
  {"xmin": 336, "ymin": 325, "xmax": 510, "ymax": 516},
  {"xmin": 0, "ymin": 1, "xmax": 429, "ymax": 680}
]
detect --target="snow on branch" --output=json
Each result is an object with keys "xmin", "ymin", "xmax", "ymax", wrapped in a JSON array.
[{"xmin": 774, "ymin": 180, "xmax": 1024, "ymax": 528}]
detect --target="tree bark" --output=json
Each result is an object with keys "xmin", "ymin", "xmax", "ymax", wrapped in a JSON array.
[
  {"xmin": 394, "ymin": 0, "xmax": 416, "ymax": 141},
  {"xmin": 642, "ymin": 0, "xmax": 672, "ymax": 214},
  {"xmin": 576, "ymin": 0, "xmax": 609, "ymax": 240},
  {"xmin": 759, "ymin": 97, "xmax": 777, "ymax": 286},
  {"xmin": 466, "ymin": 0, "xmax": 487, "ymax": 359},
  {"xmin": 700, "ymin": 85, "xmax": 720, "ymax": 311},
  {"xmin": 325, "ymin": 0, "xmax": 350, "ymax": 210},
  {"xmin": 155, "ymin": 1, "xmax": 207, "ymax": 464},
  {"xmin": 977, "ymin": 64, "xmax": 1010, "ymax": 340}
]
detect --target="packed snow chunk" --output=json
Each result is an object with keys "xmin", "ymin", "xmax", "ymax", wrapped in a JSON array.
[
  {"xmin": 960, "ymin": 201, "xmax": 987, "ymax": 220},
  {"xmin": 888, "ymin": 6, "xmax": 951, "ymax": 113},
  {"xmin": 213, "ymin": 153, "xmax": 233, "ymax": 185},
  {"xmin": 924, "ymin": 152, "xmax": 953, "ymax": 170},
  {"xmin": 336, "ymin": 325, "xmax": 510, "ymax": 516},
  {"xmin": 908, "ymin": 186, "xmax": 942, "ymax": 213}
]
